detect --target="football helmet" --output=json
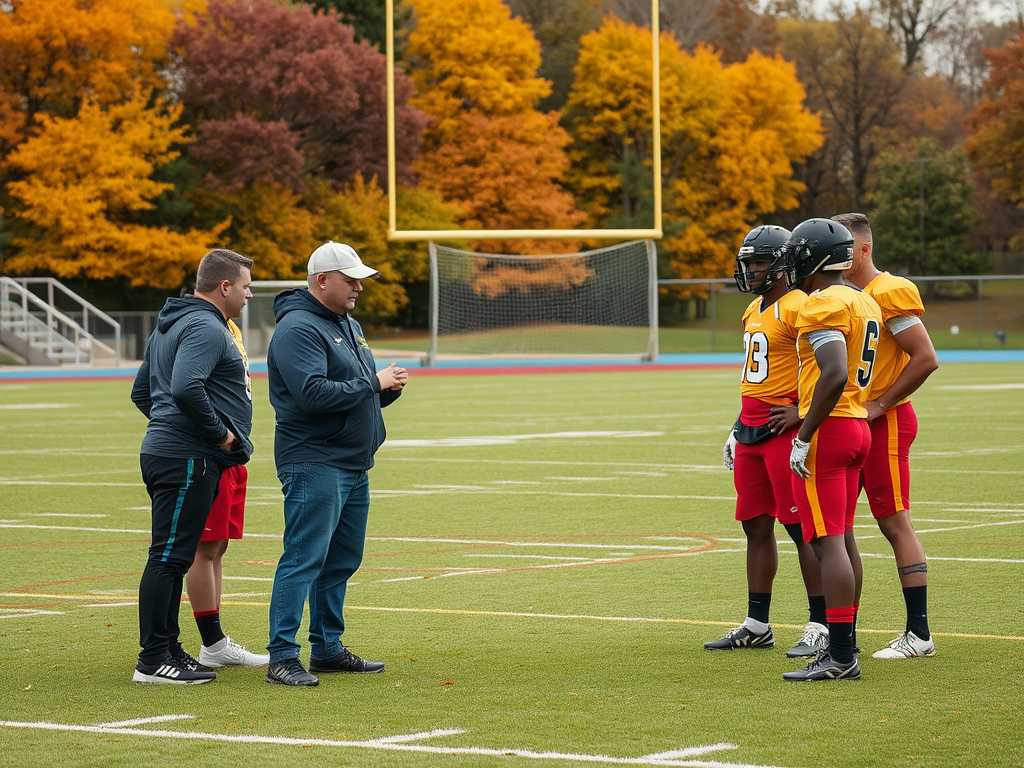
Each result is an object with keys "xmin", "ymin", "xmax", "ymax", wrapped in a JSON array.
[
  {"xmin": 780, "ymin": 218, "xmax": 854, "ymax": 287},
  {"xmin": 734, "ymin": 225, "xmax": 791, "ymax": 295}
]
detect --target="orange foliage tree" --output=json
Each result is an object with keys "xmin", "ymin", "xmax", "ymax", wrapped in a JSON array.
[
  {"xmin": 0, "ymin": 0, "xmax": 218, "ymax": 287},
  {"xmin": 406, "ymin": 0, "xmax": 585, "ymax": 257},
  {"xmin": 968, "ymin": 28, "xmax": 1024, "ymax": 210},
  {"xmin": 5, "ymin": 91, "xmax": 219, "ymax": 288}
]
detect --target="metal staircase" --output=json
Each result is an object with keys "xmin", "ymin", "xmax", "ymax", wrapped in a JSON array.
[{"xmin": 0, "ymin": 277, "xmax": 121, "ymax": 366}]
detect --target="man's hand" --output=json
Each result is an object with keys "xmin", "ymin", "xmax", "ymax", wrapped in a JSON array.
[
  {"xmin": 790, "ymin": 436, "xmax": 811, "ymax": 480},
  {"xmin": 377, "ymin": 362, "xmax": 408, "ymax": 391},
  {"xmin": 723, "ymin": 430, "xmax": 738, "ymax": 471},
  {"xmin": 768, "ymin": 405, "xmax": 802, "ymax": 434},
  {"xmin": 863, "ymin": 399, "xmax": 885, "ymax": 422},
  {"xmin": 219, "ymin": 429, "xmax": 237, "ymax": 452}
]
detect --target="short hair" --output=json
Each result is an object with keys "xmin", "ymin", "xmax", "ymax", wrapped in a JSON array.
[
  {"xmin": 195, "ymin": 249, "xmax": 254, "ymax": 293},
  {"xmin": 831, "ymin": 213, "xmax": 872, "ymax": 242}
]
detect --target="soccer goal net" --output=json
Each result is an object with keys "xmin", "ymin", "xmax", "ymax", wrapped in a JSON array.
[{"xmin": 426, "ymin": 240, "xmax": 658, "ymax": 365}]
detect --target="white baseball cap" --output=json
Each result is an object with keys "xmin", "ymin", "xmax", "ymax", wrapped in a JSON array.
[{"xmin": 307, "ymin": 241, "xmax": 380, "ymax": 279}]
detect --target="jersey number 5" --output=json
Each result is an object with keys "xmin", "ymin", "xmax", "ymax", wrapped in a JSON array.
[
  {"xmin": 856, "ymin": 320, "xmax": 881, "ymax": 388},
  {"xmin": 742, "ymin": 331, "xmax": 769, "ymax": 384}
]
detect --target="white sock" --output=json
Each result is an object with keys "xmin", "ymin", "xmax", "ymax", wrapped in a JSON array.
[{"xmin": 742, "ymin": 617, "xmax": 770, "ymax": 634}]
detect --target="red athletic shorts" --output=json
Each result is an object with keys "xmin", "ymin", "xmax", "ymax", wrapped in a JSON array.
[
  {"xmin": 861, "ymin": 402, "xmax": 918, "ymax": 519},
  {"xmin": 202, "ymin": 465, "xmax": 247, "ymax": 541},
  {"xmin": 791, "ymin": 417, "xmax": 871, "ymax": 542},
  {"xmin": 733, "ymin": 427, "xmax": 800, "ymax": 525}
]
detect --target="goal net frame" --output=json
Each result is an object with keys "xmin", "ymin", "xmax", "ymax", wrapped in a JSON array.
[{"xmin": 425, "ymin": 240, "xmax": 659, "ymax": 366}]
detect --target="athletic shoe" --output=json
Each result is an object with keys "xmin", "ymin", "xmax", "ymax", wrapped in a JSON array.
[
  {"xmin": 309, "ymin": 646, "xmax": 385, "ymax": 674},
  {"xmin": 786, "ymin": 622, "xmax": 829, "ymax": 658},
  {"xmin": 172, "ymin": 647, "xmax": 214, "ymax": 673},
  {"xmin": 199, "ymin": 636, "xmax": 270, "ymax": 668},
  {"xmin": 133, "ymin": 658, "xmax": 215, "ymax": 685},
  {"xmin": 266, "ymin": 658, "xmax": 319, "ymax": 686},
  {"xmin": 782, "ymin": 651, "xmax": 861, "ymax": 681},
  {"xmin": 703, "ymin": 625, "xmax": 774, "ymax": 650},
  {"xmin": 871, "ymin": 630, "xmax": 936, "ymax": 659}
]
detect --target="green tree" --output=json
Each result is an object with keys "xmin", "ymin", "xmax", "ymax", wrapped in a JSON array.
[{"xmin": 872, "ymin": 138, "xmax": 984, "ymax": 279}]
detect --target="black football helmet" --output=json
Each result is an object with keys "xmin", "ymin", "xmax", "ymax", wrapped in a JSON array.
[
  {"xmin": 733, "ymin": 225, "xmax": 791, "ymax": 295},
  {"xmin": 780, "ymin": 218, "xmax": 855, "ymax": 287}
]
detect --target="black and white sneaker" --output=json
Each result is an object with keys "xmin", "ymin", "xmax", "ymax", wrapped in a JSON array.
[
  {"xmin": 133, "ymin": 658, "xmax": 216, "ymax": 685},
  {"xmin": 704, "ymin": 625, "xmax": 774, "ymax": 650},
  {"xmin": 782, "ymin": 651, "xmax": 860, "ymax": 681},
  {"xmin": 172, "ymin": 648, "xmax": 214, "ymax": 673}
]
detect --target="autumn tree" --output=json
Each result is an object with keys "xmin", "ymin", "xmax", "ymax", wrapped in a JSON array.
[
  {"xmin": 564, "ymin": 17, "xmax": 821, "ymax": 286},
  {"xmin": 172, "ymin": 0, "xmax": 426, "ymax": 194},
  {"xmin": 874, "ymin": 0, "xmax": 968, "ymax": 71},
  {"xmin": 872, "ymin": 138, "xmax": 983, "ymax": 279},
  {"xmin": 406, "ymin": 0, "xmax": 585, "ymax": 254},
  {"xmin": 4, "ymin": 90, "xmax": 218, "ymax": 288},
  {"xmin": 505, "ymin": 0, "xmax": 603, "ymax": 110},
  {"xmin": 968, "ymin": 28, "xmax": 1024, "ymax": 210},
  {"xmin": 0, "ymin": 0, "xmax": 220, "ymax": 289},
  {"xmin": 779, "ymin": 8, "xmax": 909, "ymax": 211},
  {"xmin": 0, "ymin": 0, "xmax": 173, "ymax": 136}
]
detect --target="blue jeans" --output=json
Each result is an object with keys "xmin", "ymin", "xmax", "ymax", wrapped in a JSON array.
[{"xmin": 268, "ymin": 463, "xmax": 370, "ymax": 662}]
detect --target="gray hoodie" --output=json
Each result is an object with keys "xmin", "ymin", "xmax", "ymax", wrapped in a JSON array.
[{"xmin": 131, "ymin": 295, "xmax": 253, "ymax": 465}]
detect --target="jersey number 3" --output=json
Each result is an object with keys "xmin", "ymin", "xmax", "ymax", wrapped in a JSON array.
[
  {"xmin": 856, "ymin": 320, "xmax": 881, "ymax": 388},
  {"xmin": 742, "ymin": 331, "xmax": 769, "ymax": 384}
]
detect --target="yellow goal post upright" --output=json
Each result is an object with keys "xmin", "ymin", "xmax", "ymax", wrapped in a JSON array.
[{"xmin": 385, "ymin": 0, "xmax": 664, "ymax": 365}]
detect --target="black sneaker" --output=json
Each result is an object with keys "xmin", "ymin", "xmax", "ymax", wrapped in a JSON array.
[
  {"xmin": 172, "ymin": 648, "xmax": 214, "ymax": 673},
  {"xmin": 133, "ymin": 658, "xmax": 215, "ymax": 685},
  {"xmin": 782, "ymin": 651, "xmax": 861, "ymax": 681},
  {"xmin": 309, "ymin": 646, "xmax": 385, "ymax": 674},
  {"xmin": 704, "ymin": 625, "xmax": 774, "ymax": 650},
  {"xmin": 266, "ymin": 658, "xmax": 319, "ymax": 686}
]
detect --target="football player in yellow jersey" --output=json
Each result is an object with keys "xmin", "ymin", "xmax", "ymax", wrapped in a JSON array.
[
  {"xmin": 705, "ymin": 226, "xmax": 827, "ymax": 657},
  {"xmin": 778, "ymin": 218, "xmax": 883, "ymax": 682},
  {"xmin": 186, "ymin": 317, "xmax": 270, "ymax": 670},
  {"xmin": 833, "ymin": 213, "xmax": 939, "ymax": 660}
]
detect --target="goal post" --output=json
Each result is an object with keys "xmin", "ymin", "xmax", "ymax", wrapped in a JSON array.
[{"xmin": 426, "ymin": 241, "xmax": 658, "ymax": 365}]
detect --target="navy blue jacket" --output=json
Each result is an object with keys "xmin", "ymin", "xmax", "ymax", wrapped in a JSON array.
[
  {"xmin": 267, "ymin": 288, "xmax": 400, "ymax": 471},
  {"xmin": 131, "ymin": 295, "xmax": 253, "ymax": 465}
]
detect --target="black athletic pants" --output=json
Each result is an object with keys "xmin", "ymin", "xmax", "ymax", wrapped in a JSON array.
[{"xmin": 138, "ymin": 454, "xmax": 222, "ymax": 666}]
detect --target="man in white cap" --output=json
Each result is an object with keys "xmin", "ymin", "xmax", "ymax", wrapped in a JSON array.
[{"xmin": 265, "ymin": 242, "xmax": 409, "ymax": 686}]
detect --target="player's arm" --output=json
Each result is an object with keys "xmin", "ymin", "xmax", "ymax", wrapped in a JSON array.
[
  {"xmin": 866, "ymin": 319, "xmax": 938, "ymax": 420},
  {"xmin": 130, "ymin": 343, "xmax": 153, "ymax": 418},
  {"xmin": 797, "ymin": 337, "xmax": 847, "ymax": 442},
  {"xmin": 790, "ymin": 335, "xmax": 846, "ymax": 479}
]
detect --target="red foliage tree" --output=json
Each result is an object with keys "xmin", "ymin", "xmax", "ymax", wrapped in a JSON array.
[{"xmin": 172, "ymin": 0, "xmax": 427, "ymax": 192}]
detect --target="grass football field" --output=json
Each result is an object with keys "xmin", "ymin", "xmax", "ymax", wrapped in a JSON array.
[{"xmin": 0, "ymin": 362, "xmax": 1022, "ymax": 767}]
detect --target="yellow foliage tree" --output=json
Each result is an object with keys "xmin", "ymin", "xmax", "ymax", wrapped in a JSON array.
[
  {"xmin": 186, "ymin": 182, "xmax": 318, "ymax": 281},
  {"xmin": 565, "ymin": 17, "xmax": 822, "ymax": 289},
  {"xmin": 407, "ymin": 0, "xmax": 552, "ymax": 148},
  {"xmin": 5, "ymin": 90, "xmax": 220, "ymax": 288}
]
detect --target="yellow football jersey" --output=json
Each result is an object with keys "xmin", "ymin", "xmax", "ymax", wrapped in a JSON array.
[
  {"xmin": 227, "ymin": 319, "xmax": 252, "ymax": 402},
  {"xmin": 739, "ymin": 289, "xmax": 805, "ymax": 410},
  {"xmin": 862, "ymin": 272, "xmax": 925, "ymax": 403},
  {"xmin": 795, "ymin": 285, "xmax": 883, "ymax": 419}
]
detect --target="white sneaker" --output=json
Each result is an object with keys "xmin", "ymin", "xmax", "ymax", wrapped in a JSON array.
[
  {"xmin": 871, "ymin": 630, "xmax": 936, "ymax": 659},
  {"xmin": 198, "ymin": 636, "xmax": 270, "ymax": 668},
  {"xmin": 786, "ymin": 621, "xmax": 830, "ymax": 658}
]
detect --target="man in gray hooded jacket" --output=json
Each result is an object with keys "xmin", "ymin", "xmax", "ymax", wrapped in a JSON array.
[
  {"xmin": 130, "ymin": 248, "xmax": 254, "ymax": 684},
  {"xmin": 266, "ymin": 242, "xmax": 407, "ymax": 686}
]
